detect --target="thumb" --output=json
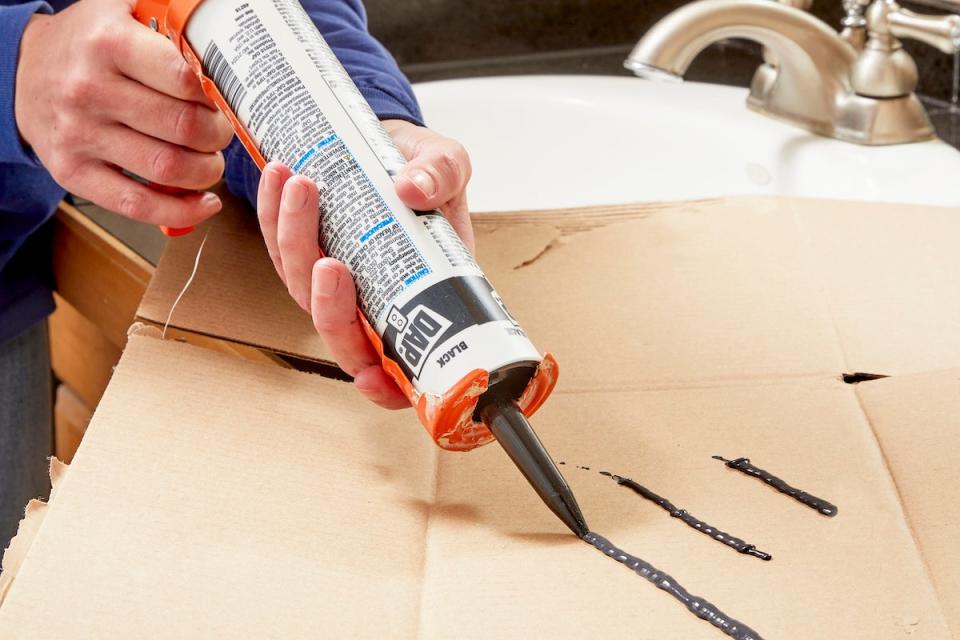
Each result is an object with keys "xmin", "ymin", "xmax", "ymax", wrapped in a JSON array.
[{"xmin": 395, "ymin": 146, "xmax": 471, "ymax": 212}]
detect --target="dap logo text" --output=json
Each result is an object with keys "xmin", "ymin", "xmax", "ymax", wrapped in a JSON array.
[{"xmin": 390, "ymin": 305, "xmax": 452, "ymax": 376}]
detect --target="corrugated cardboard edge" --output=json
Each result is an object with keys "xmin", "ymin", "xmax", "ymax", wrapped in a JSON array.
[{"xmin": 0, "ymin": 458, "xmax": 70, "ymax": 606}]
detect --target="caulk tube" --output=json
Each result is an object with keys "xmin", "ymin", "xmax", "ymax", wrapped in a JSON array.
[{"xmin": 132, "ymin": 0, "xmax": 563, "ymax": 454}]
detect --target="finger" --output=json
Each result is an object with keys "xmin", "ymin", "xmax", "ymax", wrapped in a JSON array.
[
  {"xmin": 440, "ymin": 190, "xmax": 475, "ymax": 254},
  {"xmin": 353, "ymin": 366, "xmax": 411, "ymax": 410},
  {"xmin": 256, "ymin": 162, "xmax": 291, "ymax": 283},
  {"xmin": 310, "ymin": 258, "xmax": 381, "ymax": 377},
  {"xmin": 72, "ymin": 162, "xmax": 221, "ymax": 226},
  {"xmin": 96, "ymin": 124, "xmax": 224, "ymax": 190},
  {"xmin": 106, "ymin": 79, "xmax": 234, "ymax": 152},
  {"xmin": 277, "ymin": 175, "xmax": 321, "ymax": 312},
  {"xmin": 112, "ymin": 24, "xmax": 207, "ymax": 103},
  {"xmin": 395, "ymin": 139, "xmax": 471, "ymax": 212}
]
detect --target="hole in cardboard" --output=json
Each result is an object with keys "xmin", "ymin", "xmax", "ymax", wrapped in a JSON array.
[
  {"xmin": 276, "ymin": 354, "xmax": 353, "ymax": 382},
  {"xmin": 841, "ymin": 372, "xmax": 889, "ymax": 384}
]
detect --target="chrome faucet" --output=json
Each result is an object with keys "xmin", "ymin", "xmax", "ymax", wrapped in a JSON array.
[{"xmin": 625, "ymin": 0, "xmax": 960, "ymax": 145}]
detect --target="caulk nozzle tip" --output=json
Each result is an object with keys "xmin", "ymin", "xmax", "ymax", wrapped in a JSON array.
[{"xmin": 481, "ymin": 400, "xmax": 589, "ymax": 539}]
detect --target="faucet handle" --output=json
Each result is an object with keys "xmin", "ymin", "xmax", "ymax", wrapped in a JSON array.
[
  {"xmin": 853, "ymin": 0, "xmax": 958, "ymax": 98},
  {"xmin": 867, "ymin": 0, "xmax": 960, "ymax": 53},
  {"xmin": 886, "ymin": 6, "xmax": 960, "ymax": 53}
]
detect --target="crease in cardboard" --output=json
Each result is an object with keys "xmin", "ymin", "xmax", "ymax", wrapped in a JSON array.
[
  {"xmin": 850, "ymin": 382, "xmax": 956, "ymax": 638},
  {"xmin": 0, "ymin": 459, "xmax": 69, "ymax": 607},
  {"xmin": 412, "ymin": 446, "xmax": 442, "ymax": 640},
  {"xmin": 785, "ymin": 204, "xmax": 855, "ymax": 376},
  {"xmin": 784, "ymin": 202, "xmax": 954, "ymax": 631},
  {"xmin": 854, "ymin": 371, "xmax": 960, "ymax": 637}
]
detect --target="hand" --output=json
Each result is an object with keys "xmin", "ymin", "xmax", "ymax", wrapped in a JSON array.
[
  {"xmin": 256, "ymin": 120, "xmax": 473, "ymax": 409},
  {"xmin": 14, "ymin": 0, "xmax": 234, "ymax": 226}
]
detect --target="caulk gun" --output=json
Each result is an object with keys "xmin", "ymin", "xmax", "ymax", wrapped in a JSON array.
[{"xmin": 133, "ymin": 0, "xmax": 588, "ymax": 537}]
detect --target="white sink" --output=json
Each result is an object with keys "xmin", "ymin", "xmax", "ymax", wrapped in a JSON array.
[{"xmin": 413, "ymin": 76, "xmax": 960, "ymax": 211}]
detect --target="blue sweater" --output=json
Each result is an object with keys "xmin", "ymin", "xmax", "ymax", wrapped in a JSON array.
[{"xmin": 0, "ymin": 0, "xmax": 422, "ymax": 344}]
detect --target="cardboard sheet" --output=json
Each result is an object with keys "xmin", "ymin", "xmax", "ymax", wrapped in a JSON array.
[
  {"xmin": 0, "ymin": 334, "xmax": 955, "ymax": 638},
  {"xmin": 0, "ymin": 333, "xmax": 434, "ymax": 638},
  {"xmin": 138, "ymin": 196, "xmax": 960, "ymax": 384},
  {"xmin": 5, "ymin": 195, "xmax": 957, "ymax": 638}
]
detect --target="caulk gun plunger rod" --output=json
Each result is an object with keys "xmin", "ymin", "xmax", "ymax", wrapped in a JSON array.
[{"xmin": 480, "ymin": 399, "xmax": 589, "ymax": 538}]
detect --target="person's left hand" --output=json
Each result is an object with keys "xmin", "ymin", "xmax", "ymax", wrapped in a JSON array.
[{"xmin": 255, "ymin": 119, "xmax": 473, "ymax": 409}]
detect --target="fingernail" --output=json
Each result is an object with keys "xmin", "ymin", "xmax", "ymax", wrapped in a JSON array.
[
  {"xmin": 283, "ymin": 179, "xmax": 309, "ymax": 210},
  {"xmin": 409, "ymin": 170, "xmax": 437, "ymax": 198},
  {"xmin": 201, "ymin": 192, "xmax": 221, "ymax": 212},
  {"xmin": 263, "ymin": 167, "xmax": 281, "ymax": 193},
  {"xmin": 313, "ymin": 263, "xmax": 340, "ymax": 299}
]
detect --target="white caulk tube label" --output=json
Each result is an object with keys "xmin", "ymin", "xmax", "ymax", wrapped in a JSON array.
[{"xmin": 184, "ymin": 0, "xmax": 542, "ymax": 397}]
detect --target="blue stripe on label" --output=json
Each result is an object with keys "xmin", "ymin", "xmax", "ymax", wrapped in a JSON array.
[
  {"xmin": 359, "ymin": 217, "xmax": 395, "ymax": 244},
  {"xmin": 292, "ymin": 134, "xmax": 339, "ymax": 171},
  {"xmin": 403, "ymin": 268, "xmax": 431, "ymax": 286}
]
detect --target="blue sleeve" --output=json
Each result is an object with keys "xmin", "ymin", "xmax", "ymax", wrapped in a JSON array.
[
  {"xmin": 0, "ymin": 2, "xmax": 63, "ymax": 341},
  {"xmin": 224, "ymin": 0, "xmax": 423, "ymax": 209},
  {"xmin": 0, "ymin": 2, "xmax": 53, "ymax": 167},
  {"xmin": 0, "ymin": 0, "xmax": 63, "ymax": 256},
  {"xmin": 305, "ymin": 0, "xmax": 423, "ymax": 125}
]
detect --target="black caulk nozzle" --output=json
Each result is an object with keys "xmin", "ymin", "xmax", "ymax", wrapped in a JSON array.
[{"xmin": 479, "ymin": 398, "xmax": 589, "ymax": 538}]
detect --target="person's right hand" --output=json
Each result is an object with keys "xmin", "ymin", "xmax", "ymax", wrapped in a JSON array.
[{"xmin": 14, "ymin": 0, "xmax": 234, "ymax": 227}]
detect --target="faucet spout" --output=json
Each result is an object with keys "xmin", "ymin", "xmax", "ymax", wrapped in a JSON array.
[{"xmin": 626, "ymin": 0, "xmax": 858, "ymax": 137}]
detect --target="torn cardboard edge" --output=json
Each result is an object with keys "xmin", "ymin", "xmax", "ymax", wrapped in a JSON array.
[
  {"xmin": 0, "ymin": 327, "xmax": 170, "ymax": 600},
  {"xmin": 0, "ymin": 459, "xmax": 69, "ymax": 606}
]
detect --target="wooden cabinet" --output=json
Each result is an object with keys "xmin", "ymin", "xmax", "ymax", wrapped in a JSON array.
[{"xmin": 50, "ymin": 203, "xmax": 153, "ymax": 461}]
